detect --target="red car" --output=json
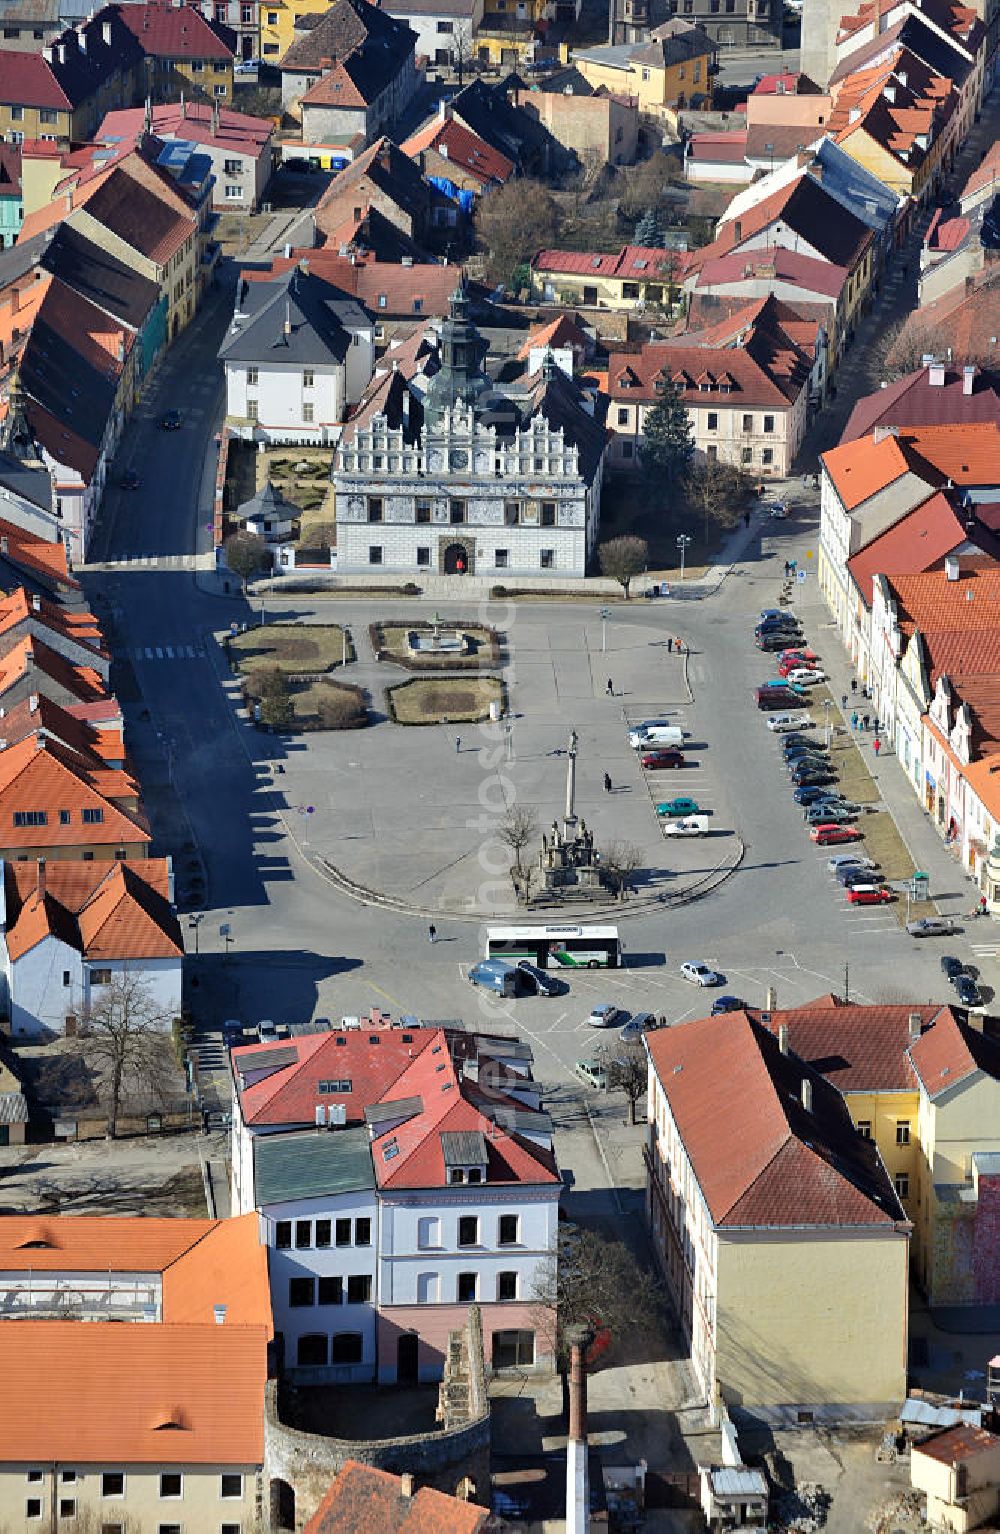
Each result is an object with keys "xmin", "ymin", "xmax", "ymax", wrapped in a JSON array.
[
  {"xmin": 847, "ymin": 886, "xmax": 894, "ymax": 905},
  {"xmin": 811, "ymin": 824, "xmax": 861, "ymax": 845},
  {"xmin": 641, "ymin": 749, "xmax": 685, "ymax": 769},
  {"xmin": 778, "ymin": 651, "xmax": 821, "ymax": 677}
]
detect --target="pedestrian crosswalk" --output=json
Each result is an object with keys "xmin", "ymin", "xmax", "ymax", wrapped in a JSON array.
[
  {"xmin": 969, "ymin": 943, "xmax": 998, "ymax": 960},
  {"xmin": 129, "ymin": 644, "xmax": 205, "ymax": 661},
  {"xmin": 100, "ymin": 554, "xmax": 203, "ymax": 570}
]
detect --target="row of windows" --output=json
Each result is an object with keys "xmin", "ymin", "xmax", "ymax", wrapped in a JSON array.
[
  {"xmin": 27, "ymin": 1517, "xmax": 242, "ymax": 1534},
  {"xmin": 368, "ymin": 498, "xmax": 560, "ymax": 527},
  {"xmin": 275, "ymin": 1216, "xmax": 371, "ymax": 1250},
  {"xmin": 419, "ymin": 1213, "xmax": 520, "ymax": 1248},
  {"xmin": 370, "ymin": 546, "xmax": 558, "ymax": 569},
  {"xmin": 289, "ymin": 1274, "xmax": 371, "ymax": 1307},
  {"xmin": 13, "ymin": 807, "xmax": 106, "ymax": 827},
  {"xmin": 419, "ymin": 1270, "xmax": 520, "ymax": 1303},
  {"xmin": 246, "ymin": 368, "xmax": 315, "ymax": 387},
  {"xmin": 855, "ymin": 1119, "xmax": 911, "ymax": 1145},
  {"xmin": 24, "ymin": 1469, "xmax": 243, "ymax": 1499},
  {"xmin": 246, "ymin": 401, "xmax": 314, "ymax": 423}
]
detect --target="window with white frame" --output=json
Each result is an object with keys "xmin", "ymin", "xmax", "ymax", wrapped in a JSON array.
[{"xmin": 225, "ymin": 184, "xmax": 244, "ymax": 199}]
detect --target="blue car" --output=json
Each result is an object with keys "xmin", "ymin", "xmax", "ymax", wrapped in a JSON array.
[
  {"xmin": 794, "ymin": 786, "xmax": 838, "ymax": 805},
  {"xmin": 711, "ymin": 995, "xmax": 746, "ymax": 1015}
]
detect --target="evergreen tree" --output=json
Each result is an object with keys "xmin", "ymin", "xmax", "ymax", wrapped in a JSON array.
[
  {"xmin": 633, "ymin": 207, "xmax": 664, "ymax": 247},
  {"xmin": 641, "ymin": 373, "xmax": 694, "ymax": 486}
]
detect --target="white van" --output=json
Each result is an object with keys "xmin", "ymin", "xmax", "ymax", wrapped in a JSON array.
[
  {"xmin": 662, "ymin": 814, "xmax": 709, "ymax": 837},
  {"xmin": 629, "ymin": 724, "xmax": 684, "ymax": 749}
]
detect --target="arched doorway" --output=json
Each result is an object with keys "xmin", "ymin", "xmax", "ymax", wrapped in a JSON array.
[
  {"xmin": 443, "ymin": 541, "xmax": 470, "ymax": 575},
  {"xmin": 397, "ymin": 1332, "xmax": 419, "ymax": 1384},
  {"xmin": 270, "ymin": 1478, "xmax": 296, "ymax": 1530}
]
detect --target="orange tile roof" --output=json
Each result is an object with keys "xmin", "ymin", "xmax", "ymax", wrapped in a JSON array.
[
  {"xmin": 916, "ymin": 1424, "xmax": 1000, "ymax": 1464},
  {"xmin": 820, "ymin": 431, "xmax": 935, "ymax": 509},
  {"xmin": 646, "ymin": 1012, "xmax": 905, "ymax": 1227},
  {"xmin": 0, "ymin": 735, "xmax": 150, "ymax": 849},
  {"xmin": 897, "ymin": 423, "xmax": 1000, "ymax": 486},
  {"xmin": 8, "ymin": 856, "xmax": 170, "ymax": 910},
  {"xmin": 5, "ymin": 858, "xmax": 179, "ymax": 962},
  {"xmin": 846, "ymin": 490, "xmax": 971, "ymax": 605},
  {"xmin": 0, "ymin": 519, "xmax": 74, "ymax": 591},
  {"xmin": 0, "ymin": 1321, "xmax": 268, "ymax": 1464},
  {"xmin": 0, "ymin": 586, "xmax": 105, "ymax": 659},
  {"xmin": 0, "ymin": 1214, "xmax": 224, "ymax": 1271},
  {"xmin": 306, "ymin": 1461, "xmax": 490, "ymax": 1533},
  {"xmin": 517, "ymin": 313, "xmax": 589, "ymax": 362},
  {"xmin": 160, "ymin": 1214, "xmax": 273, "ymax": 1329},
  {"xmin": 75, "ymin": 862, "xmax": 182, "ymax": 960},
  {"xmin": 0, "ymin": 692, "xmax": 123, "ymax": 765},
  {"xmin": 0, "ymin": 636, "xmax": 106, "ymax": 705}
]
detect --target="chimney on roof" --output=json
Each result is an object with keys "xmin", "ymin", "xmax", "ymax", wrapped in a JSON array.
[
  {"xmin": 778, "ymin": 1022, "xmax": 789, "ymax": 1054},
  {"xmin": 963, "ymin": 364, "xmax": 975, "ymax": 395},
  {"xmin": 24, "ymin": 646, "xmax": 33, "ymax": 674},
  {"xmin": 56, "ymin": 41, "xmax": 66, "ymax": 63},
  {"xmin": 908, "ymin": 1011, "xmax": 923, "ymax": 1040},
  {"xmin": 0, "ymin": 537, "xmax": 7, "ymax": 557},
  {"xmin": 213, "ymin": 1304, "xmax": 227, "ymax": 1324},
  {"xmin": 102, "ymin": 18, "xmax": 111, "ymax": 44},
  {"xmin": 298, "ymin": 257, "xmax": 309, "ymax": 277},
  {"xmin": 28, "ymin": 693, "xmax": 37, "ymax": 713},
  {"xmin": 766, "ymin": 985, "xmax": 778, "ymax": 1010},
  {"xmin": 283, "ymin": 298, "xmax": 291, "ymax": 338},
  {"xmin": 928, "ymin": 360, "xmax": 946, "ymax": 386},
  {"xmin": 77, "ymin": 25, "xmax": 87, "ymax": 51},
  {"xmin": 946, "ymin": 553, "xmax": 960, "ymax": 581},
  {"xmin": 31, "ymin": 594, "xmax": 40, "ymax": 613},
  {"xmin": 65, "ymin": 190, "xmax": 73, "ymax": 213},
  {"xmin": 438, "ymin": 97, "xmax": 450, "ymax": 122},
  {"xmin": 400, "ymin": 1473, "xmax": 415, "ymax": 1499},
  {"xmin": 801, "ymin": 1077, "xmax": 813, "ymax": 1112},
  {"xmin": 36, "ymin": 858, "xmax": 46, "ymax": 901}
]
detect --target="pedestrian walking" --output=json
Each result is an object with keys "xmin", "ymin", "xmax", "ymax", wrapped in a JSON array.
[
  {"xmin": 873, "ymin": 736, "xmax": 881, "ymax": 757},
  {"xmin": 455, "ymin": 736, "xmax": 461, "ymax": 753},
  {"xmin": 841, "ymin": 693, "xmax": 848, "ymax": 710},
  {"xmin": 851, "ymin": 711, "xmax": 859, "ymax": 731},
  {"xmin": 428, "ymin": 924, "xmax": 437, "ymax": 943},
  {"xmin": 606, "ymin": 678, "xmax": 613, "ymax": 696},
  {"xmin": 667, "ymin": 637, "xmax": 673, "ymax": 653},
  {"xmin": 850, "ymin": 677, "xmax": 858, "ymax": 695},
  {"xmin": 784, "ymin": 561, "xmax": 790, "ymax": 577},
  {"xmin": 676, "ymin": 637, "xmax": 683, "ymax": 655},
  {"xmin": 604, "ymin": 772, "xmax": 612, "ymax": 793},
  {"xmin": 744, "ymin": 509, "xmax": 751, "ymax": 528},
  {"xmin": 862, "ymin": 713, "xmax": 870, "ymax": 731}
]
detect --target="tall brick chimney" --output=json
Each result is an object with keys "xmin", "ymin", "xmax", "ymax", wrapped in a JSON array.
[
  {"xmin": 565, "ymin": 1324, "xmax": 593, "ymax": 1534},
  {"xmin": 36, "ymin": 858, "xmax": 46, "ymax": 900}
]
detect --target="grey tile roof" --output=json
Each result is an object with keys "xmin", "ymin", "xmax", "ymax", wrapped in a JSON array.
[
  {"xmin": 364, "ymin": 1095, "xmax": 423, "ymax": 1126},
  {"xmin": 253, "ymin": 1125, "xmax": 375, "ymax": 1205},
  {"xmin": 0, "ymin": 1093, "xmax": 29, "ymax": 1125},
  {"xmin": 41, "ymin": 223, "xmax": 160, "ymax": 331},
  {"xmin": 218, "ymin": 269, "xmax": 370, "ymax": 368},
  {"xmin": 440, "ymin": 1128, "xmax": 487, "ymax": 1165},
  {"xmin": 0, "ymin": 450, "xmax": 52, "ymax": 515}
]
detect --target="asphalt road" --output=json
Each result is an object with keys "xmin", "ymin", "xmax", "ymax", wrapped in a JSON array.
[{"xmin": 81, "ymin": 343, "xmax": 963, "ymax": 1104}]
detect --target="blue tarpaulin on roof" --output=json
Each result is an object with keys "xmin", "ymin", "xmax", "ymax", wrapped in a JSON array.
[{"xmin": 428, "ymin": 176, "xmax": 475, "ymax": 214}]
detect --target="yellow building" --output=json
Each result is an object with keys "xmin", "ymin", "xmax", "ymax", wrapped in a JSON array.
[
  {"xmin": 645, "ymin": 1011, "xmax": 910, "ymax": 1421},
  {"xmin": 573, "ymin": 19, "xmax": 714, "ymax": 121},
  {"xmin": 0, "ymin": 1213, "xmax": 271, "ymax": 1531},
  {"xmin": 260, "ymin": 0, "xmax": 327, "ymax": 63},
  {"xmin": 762, "ymin": 999, "xmax": 1000, "ymax": 1310}
]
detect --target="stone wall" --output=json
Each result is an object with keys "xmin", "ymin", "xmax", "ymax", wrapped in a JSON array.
[{"xmin": 265, "ymin": 1305, "xmax": 491, "ymax": 1529}]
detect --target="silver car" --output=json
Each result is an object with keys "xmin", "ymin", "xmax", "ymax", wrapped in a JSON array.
[{"xmin": 907, "ymin": 917, "xmax": 959, "ymax": 937}]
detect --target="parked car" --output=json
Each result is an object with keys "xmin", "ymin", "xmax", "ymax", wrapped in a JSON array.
[
  {"xmin": 792, "ymin": 769, "xmax": 837, "ymax": 788},
  {"xmin": 828, "ymin": 853, "xmax": 877, "ymax": 873},
  {"xmin": 907, "ymin": 917, "xmax": 959, "ymax": 937},
  {"xmin": 710, "ymin": 994, "xmax": 746, "ymax": 1015},
  {"xmin": 954, "ymin": 973, "xmax": 983, "ymax": 1007},
  {"xmin": 779, "ymin": 648, "xmax": 820, "ymax": 665},
  {"xmin": 516, "ymin": 960, "xmax": 560, "ymax": 996},
  {"xmin": 846, "ymin": 886, "xmax": 894, "ymax": 904},
  {"xmin": 119, "ymin": 469, "xmax": 140, "ymax": 490},
  {"xmin": 788, "ymin": 757, "xmax": 831, "ymax": 777},
  {"xmin": 756, "ymin": 634, "xmax": 793, "ymax": 652},
  {"xmin": 756, "ymin": 686, "xmax": 801, "ymax": 709},
  {"xmin": 785, "ymin": 667, "xmax": 827, "ymax": 686},
  {"xmin": 838, "ymin": 866, "xmax": 885, "ymax": 887},
  {"xmin": 159, "ymin": 409, "xmax": 182, "ymax": 430},
  {"xmin": 641, "ymin": 749, "xmax": 685, "ymax": 769},
  {"xmin": 768, "ymin": 503, "xmax": 788, "ymax": 518},
  {"xmin": 759, "ymin": 609, "xmax": 797, "ymax": 623},
  {"xmin": 680, "ymin": 961, "xmax": 723, "ymax": 986},
  {"xmin": 574, "ymin": 1058, "xmax": 608, "ymax": 1090},
  {"xmin": 588, "ymin": 1003, "xmax": 628, "ymax": 1028},
  {"xmin": 811, "ymin": 824, "xmax": 861, "ymax": 844},
  {"xmin": 656, "ymin": 796, "xmax": 700, "ymax": 817},
  {"xmin": 804, "ymin": 804, "xmax": 856, "ymax": 825},
  {"xmin": 940, "ymin": 955, "xmax": 966, "ymax": 980},
  {"xmin": 781, "ymin": 732, "xmax": 821, "ymax": 752},
  {"xmin": 765, "ymin": 711, "xmax": 814, "ymax": 732},
  {"xmin": 795, "ymin": 786, "xmax": 836, "ymax": 805},
  {"xmin": 621, "ymin": 1011, "xmax": 656, "ymax": 1041},
  {"xmin": 784, "ymin": 743, "xmax": 829, "ymax": 762}
]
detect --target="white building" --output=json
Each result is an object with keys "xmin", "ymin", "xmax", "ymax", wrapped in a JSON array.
[
  {"xmin": 219, "ymin": 265, "xmax": 374, "ymax": 446},
  {"xmin": 382, "ymin": 0, "xmax": 482, "ymax": 67},
  {"xmin": 0, "ymin": 857, "xmax": 183, "ymax": 1039},
  {"xmin": 230, "ymin": 1018, "xmax": 560, "ymax": 1384},
  {"xmin": 333, "ymin": 282, "xmax": 606, "ymax": 579}
]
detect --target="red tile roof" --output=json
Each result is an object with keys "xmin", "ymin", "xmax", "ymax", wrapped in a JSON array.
[
  {"xmin": 533, "ymin": 244, "xmax": 685, "ymax": 280},
  {"xmin": 908, "ymin": 1004, "xmax": 1000, "ymax": 1098},
  {"xmin": 758, "ymin": 1000, "xmax": 946, "ymax": 1092},
  {"xmin": 251, "ymin": 249, "xmax": 459, "ymax": 319},
  {"xmin": 0, "ymin": 50, "xmax": 71, "ymax": 111},
  {"xmin": 897, "ymin": 423, "xmax": 1000, "ymax": 487},
  {"xmin": 0, "ymin": 518, "xmax": 74, "ymax": 591},
  {"xmin": 0, "ymin": 690, "xmax": 123, "ymax": 765},
  {"xmin": 687, "ymin": 128, "xmax": 748, "ymax": 162},
  {"xmin": 916, "ymin": 1424, "xmax": 1000, "ymax": 1464},
  {"xmin": 688, "ymin": 171, "xmax": 873, "ymax": 275},
  {"xmin": 517, "ymin": 313, "xmax": 589, "ymax": 362},
  {"xmin": 0, "ymin": 586, "xmax": 106, "ymax": 661},
  {"xmin": 846, "ymin": 490, "xmax": 969, "ymax": 604},
  {"xmin": 401, "ymin": 115, "xmax": 513, "ymax": 185},
  {"xmin": 887, "ymin": 271, "xmax": 1000, "ymax": 372},
  {"xmin": 841, "ymin": 366, "xmax": 1000, "ymax": 443},
  {"xmin": 305, "ymin": 1460, "xmax": 489, "ymax": 1533},
  {"xmin": 646, "ymin": 1012, "xmax": 906, "ymax": 1228},
  {"xmin": 925, "ymin": 208, "xmax": 971, "ymax": 253},
  {"xmin": 234, "ymin": 1026, "xmax": 437, "ymax": 1127},
  {"xmin": 0, "ymin": 734, "xmax": 150, "ymax": 850},
  {"xmin": 100, "ymin": 101, "xmax": 271, "ymax": 159},
  {"xmin": 117, "ymin": 1, "xmax": 234, "ymax": 58},
  {"xmin": 961, "ymin": 140, "xmax": 1000, "ymax": 205},
  {"xmin": 0, "ymin": 635, "xmax": 106, "ymax": 705},
  {"xmin": 694, "ymin": 244, "xmax": 848, "ymax": 300}
]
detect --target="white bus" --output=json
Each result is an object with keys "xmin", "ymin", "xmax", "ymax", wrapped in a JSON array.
[{"xmin": 485, "ymin": 924, "xmax": 622, "ymax": 970}]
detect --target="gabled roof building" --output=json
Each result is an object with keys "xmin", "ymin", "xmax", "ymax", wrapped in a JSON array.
[
  {"xmin": 279, "ymin": 0, "xmax": 420, "ymax": 149},
  {"xmin": 230, "ymin": 1017, "xmax": 559, "ymax": 1385},
  {"xmin": 645, "ymin": 1009, "xmax": 910, "ymax": 1421},
  {"xmin": 332, "ymin": 280, "xmax": 607, "ymax": 579}
]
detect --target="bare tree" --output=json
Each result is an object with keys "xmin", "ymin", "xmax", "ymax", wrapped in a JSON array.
[
  {"xmin": 497, "ymin": 804, "xmax": 539, "ymax": 886},
  {"xmin": 596, "ymin": 1039, "xmax": 647, "ymax": 1124},
  {"xmin": 84, "ymin": 971, "xmax": 169, "ymax": 1139},
  {"xmin": 475, "ymin": 179, "xmax": 561, "ymax": 288},
  {"xmin": 530, "ymin": 1221, "xmax": 663, "ymax": 1370},
  {"xmin": 224, "ymin": 529, "xmax": 269, "ymax": 594},
  {"xmin": 686, "ymin": 458, "xmax": 752, "ymax": 541},
  {"xmin": 601, "ymin": 839, "xmax": 643, "ymax": 899},
  {"xmin": 598, "ymin": 535, "xmax": 648, "ymax": 599},
  {"xmin": 452, "ymin": 19, "xmax": 474, "ymax": 84}
]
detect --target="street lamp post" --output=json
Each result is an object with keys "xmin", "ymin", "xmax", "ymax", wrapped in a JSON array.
[
  {"xmin": 599, "ymin": 606, "xmax": 611, "ymax": 654},
  {"xmin": 823, "ymin": 699, "xmax": 832, "ymax": 749},
  {"xmin": 676, "ymin": 534, "xmax": 692, "ymax": 583}
]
